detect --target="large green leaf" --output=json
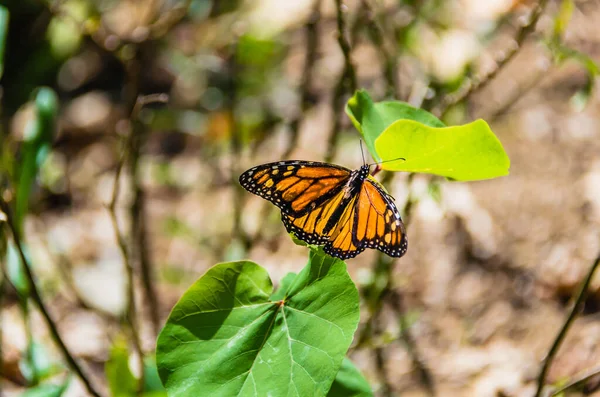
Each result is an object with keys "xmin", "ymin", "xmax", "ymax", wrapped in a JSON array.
[
  {"xmin": 345, "ymin": 90, "xmax": 444, "ymax": 161},
  {"xmin": 270, "ymin": 272, "xmax": 297, "ymax": 301},
  {"xmin": 156, "ymin": 249, "xmax": 360, "ymax": 396},
  {"xmin": 327, "ymin": 358, "xmax": 373, "ymax": 397},
  {"xmin": 375, "ymin": 119, "xmax": 510, "ymax": 181}
]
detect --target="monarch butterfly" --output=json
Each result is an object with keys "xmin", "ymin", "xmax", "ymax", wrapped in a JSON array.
[{"xmin": 239, "ymin": 160, "xmax": 407, "ymax": 259}]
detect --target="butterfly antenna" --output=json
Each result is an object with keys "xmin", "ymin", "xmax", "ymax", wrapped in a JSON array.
[
  {"xmin": 368, "ymin": 156, "xmax": 406, "ymax": 167},
  {"xmin": 359, "ymin": 139, "xmax": 366, "ymax": 166}
]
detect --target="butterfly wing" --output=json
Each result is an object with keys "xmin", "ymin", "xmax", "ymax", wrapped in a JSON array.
[
  {"xmin": 322, "ymin": 192, "xmax": 365, "ymax": 259},
  {"xmin": 281, "ymin": 187, "xmax": 352, "ymax": 246},
  {"xmin": 353, "ymin": 177, "xmax": 407, "ymax": 257},
  {"xmin": 239, "ymin": 161, "xmax": 351, "ymax": 216}
]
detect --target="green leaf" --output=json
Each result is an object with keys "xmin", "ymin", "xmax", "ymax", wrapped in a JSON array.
[
  {"xmin": 7, "ymin": 243, "xmax": 29, "ymax": 295},
  {"xmin": 270, "ymin": 272, "xmax": 297, "ymax": 301},
  {"xmin": 327, "ymin": 358, "xmax": 373, "ymax": 397},
  {"xmin": 15, "ymin": 87, "xmax": 59, "ymax": 235},
  {"xmin": 106, "ymin": 336, "xmax": 137, "ymax": 397},
  {"xmin": 142, "ymin": 357, "xmax": 167, "ymax": 396},
  {"xmin": 0, "ymin": 6, "xmax": 8, "ymax": 79},
  {"xmin": 375, "ymin": 119, "xmax": 510, "ymax": 181},
  {"xmin": 553, "ymin": 0, "xmax": 574, "ymax": 40},
  {"xmin": 345, "ymin": 90, "xmax": 444, "ymax": 161},
  {"xmin": 19, "ymin": 342, "xmax": 60, "ymax": 383},
  {"xmin": 20, "ymin": 379, "xmax": 69, "ymax": 397},
  {"xmin": 156, "ymin": 248, "xmax": 360, "ymax": 396}
]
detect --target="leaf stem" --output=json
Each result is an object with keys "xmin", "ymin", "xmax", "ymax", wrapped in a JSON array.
[{"xmin": 534, "ymin": 254, "xmax": 600, "ymax": 397}]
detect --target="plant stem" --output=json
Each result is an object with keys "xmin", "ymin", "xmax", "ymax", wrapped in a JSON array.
[
  {"xmin": 229, "ymin": 43, "xmax": 252, "ymax": 252},
  {"xmin": 123, "ymin": 56, "xmax": 163, "ymax": 337},
  {"xmin": 334, "ymin": 0, "xmax": 357, "ymax": 93},
  {"xmin": 326, "ymin": 0, "xmax": 358, "ymax": 162},
  {"xmin": 284, "ymin": 0, "xmax": 321, "ymax": 158},
  {"xmin": 361, "ymin": 0, "xmax": 398, "ymax": 98},
  {"xmin": 0, "ymin": 199, "xmax": 102, "ymax": 397},
  {"xmin": 108, "ymin": 153, "xmax": 145, "ymax": 395},
  {"xmin": 534, "ymin": 254, "xmax": 600, "ymax": 397},
  {"xmin": 435, "ymin": 0, "xmax": 549, "ymax": 116}
]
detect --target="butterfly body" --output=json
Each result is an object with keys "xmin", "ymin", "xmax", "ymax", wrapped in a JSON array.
[{"xmin": 239, "ymin": 160, "xmax": 407, "ymax": 259}]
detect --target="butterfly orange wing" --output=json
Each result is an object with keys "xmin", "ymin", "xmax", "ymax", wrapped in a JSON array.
[
  {"xmin": 239, "ymin": 161, "xmax": 350, "ymax": 216},
  {"xmin": 353, "ymin": 177, "xmax": 407, "ymax": 257}
]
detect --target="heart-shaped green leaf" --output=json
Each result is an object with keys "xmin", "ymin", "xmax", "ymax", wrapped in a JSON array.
[
  {"xmin": 375, "ymin": 119, "xmax": 510, "ymax": 181},
  {"xmin": 156, "ymin": 249, "xmax": 360, "ymax": 396},
  {"xmin": 346, "ymin": 90, "xmax": 444, "ymax": 162}
]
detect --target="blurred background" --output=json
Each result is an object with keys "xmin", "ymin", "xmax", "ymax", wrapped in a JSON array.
[{"xmin": 1, "ymin": 0, "xmax": 600, "ymax": 396}]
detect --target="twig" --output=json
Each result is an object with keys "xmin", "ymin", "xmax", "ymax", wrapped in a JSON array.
[
  {"xmin": 106, "ymin": 93, "xmax": 167, "ymax": 393},
  {"xmin": 149, "ymin": 0, "xmax": 192, "ymax": 39},
  {"xmin": 0, "ymin": 237, "xmax": 5, "ymax": 392},
  {"xmin": 325, "ymin": 73, "xmax": 348, "ymax": 163},
  {"xmin": 434, "ymin": 0, "xmax": 550, "ymax": 116},
  {"xmin": 107, "ymin": 151, "xmax": 145, "ymax": 395},
  {"xmin": 361, "ymin": 0, "xmax": 398, "ymax": 98},
  {"xmin": 0, "ymin": 200, "xmax": 102, "ymax": 397},
  {"xmin": 125, "ymin": 67, "xmax": 167, "ymax": 339},
  {"xmin": 326, "ymin": 0, "xmax": 358, "ymax": 162},
  {"xmin": 284, "ymin": 0, "xmax": 321, "ymax": 158},
  {"xmin": 534, "ymin": 255, "xmax": 600, "ymax": 397},
  {"xmin": 551, "ymin": 364, "xmax": 600, "ymax": 396},
  {"xmin": 387, "ymin": 288, "xmax": 435, "ymax": 395},
  {"xmin": 229, "ymin": 44, "xmax": 252, "ymax": 251},
  {"xmin": 352, "ymin": 173, "xmax": 434, "ymax": 394},
  {"xmin": 334, "ymin": 0, "xmax": 357, "ymax": 93}
]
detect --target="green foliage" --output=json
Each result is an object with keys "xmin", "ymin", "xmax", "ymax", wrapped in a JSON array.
[
  {"xmin": 156, "ymin": 248, "xmax": 360, "ymax": 396},
  {"xmin": 270, "ymin": 272, "xmax": 297, "ymax": 301},
  {"xmin": 19, "ymin": 380, "xmax": 69, "ymax": 397},
  {"xmin": 106, "ymin": 337, "xmax": 138, "ymax": 397},
  {"xmin": 105, "ymin": 337, "xmax": 167, "ymax": 397},
  {"xmin": 141, "ymin": 357, "xmax": 167, "ymax": 396},
  {"xmin": 15, "ymin": 87, "xmax": 59, "ymax": 234},
  {"xmin": 346, "ymin": 90, "xmax": 510, "ymax": 181},
  {"xmin": 0, "ymin": 6, "xmax": 8, "ymax": 79},
  {"xmin": 345, "ymin": 90, "xmax": 445, "ymax": 162},
  {"xmin": 45, "ymin": 0, "xmax": 87, "ymax": 59},
  {"xmin": 376, "ymin": 119, "xmax": 510, "ymax": 181},
  {"xmin": 327, "ymin": 358, "xmax": 373, "ymax": 397},
  {"xmin": 547, "ymin": 0, "xmax": 599, "ymax": 111},
  {"xmin": 7, "ymin": 87, "xmax": 58, "ymax": 297},
  {"xmin": 553, "ymin": 0, "xmax": 574, "ymax": 40},
  {"xmin": 19, "ymin": 342, "xmax": 62, "ymax": 384}
]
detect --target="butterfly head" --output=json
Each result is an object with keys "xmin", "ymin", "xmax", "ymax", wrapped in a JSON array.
[{"xmin": 360, "ymin": 164, "xmax": 371, "ymax": 179}]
